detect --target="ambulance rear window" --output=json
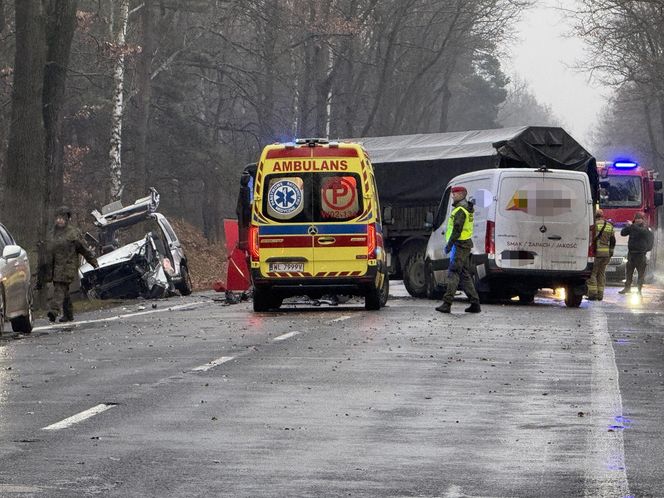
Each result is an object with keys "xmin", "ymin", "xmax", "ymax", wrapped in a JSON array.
[{"xmin": 262, "ymin": 173, "xmax": 364, "ymax": 223}]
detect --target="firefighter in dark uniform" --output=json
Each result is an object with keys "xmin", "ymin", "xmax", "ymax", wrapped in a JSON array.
[
  {"xmin": 618, "ymin": 211, "xmax": 654, "ymax": 295},
  {"xmin": 587, "ymin": 209, "xmax": 615, "ymax": 301},
  {"xmin": 43, "ymin": 206, "xmax": 99, "ymax": 322},
  {"xmin": 436, "ymin": 186, "xmax": 481, "ymax": 314}
]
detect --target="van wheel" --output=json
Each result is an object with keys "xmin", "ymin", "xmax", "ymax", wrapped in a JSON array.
[
  {"xmin": 518, "ymin": 292, "xmax": 535, "ymax": 304},
  {"xmin": 404, "ymin": 252, "xmax": 427, "ymax": 298},
  {"xmin": 0, "ymin": 290, "xmax": 5, "ymax": 335},
  {"xmin": 253, "ymin": 286, "xmax": 271, "ymax": 312},
  {"xmin": 564, "ymin": 288, "xmax": 583, "ymax": 308},
  {"xmin": 379, "ymin": 273, "xmax": 389, "ymax": 307},
  {"xmin": 425, "ymin": 260, "xmax": 444, "ymax": 300},
  {"xmin": 11, "ymin": 288, "xmax": 33, "ymax": 334}
]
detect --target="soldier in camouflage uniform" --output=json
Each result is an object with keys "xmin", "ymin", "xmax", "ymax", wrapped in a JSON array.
[
  {"xmin": 44, "ymin": 206, "xmax": 98, "ymax": 323},
  {"xmin": 436, "ymin": 186, "xmax": 481, "ymax": 314}
]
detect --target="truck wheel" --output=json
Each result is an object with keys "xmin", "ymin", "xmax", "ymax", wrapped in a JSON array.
[
  {"xmin": 404, "ymin": 252, "xmax": 427, "ymax": 298},
  {"xmin": 564, "ymin": 287, "xmax": 583, "ymax": 308},
  {"xmin": 253, "ymin": 286, "xmax": 271, "ymax": 312},
  {"xmin": 176, "ymin": 265, "xmax": 193, "ymax": 296}
]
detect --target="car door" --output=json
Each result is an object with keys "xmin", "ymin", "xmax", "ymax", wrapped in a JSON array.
[
  {"xmin": 0, "ymin": 224, "xmax": 28, "ymax": 315},
  {"xmin": 158, "ymin": 216, "xmax": 184, "ymax": 276}
]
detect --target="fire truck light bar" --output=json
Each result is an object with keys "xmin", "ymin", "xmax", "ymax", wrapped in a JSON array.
[{"xmin": 613, "ymin": 161, "xmax": 638, "ymax": 169}]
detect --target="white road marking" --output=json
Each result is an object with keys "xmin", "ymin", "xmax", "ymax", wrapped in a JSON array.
[
  {"xmin": 327, "ymin": 315, "xmax": 351, "ymax": 324},
  {"xmin": 32, "ymin": 301, "xmax": 207, "ymax": 332},
  {"xmin": 584, "ymin": 308, "xmax": 631, "ymax": 497},
  {"xmin": 273, "ymin": 331, "xmax": 300, "ymax": 342},
  {"xmin": 42, "ymin": 403, "xmax": 116, "ymax": 431},
  {"xmin": 191, "ymin": 356, "xmax": 235, "ymax": 372}
]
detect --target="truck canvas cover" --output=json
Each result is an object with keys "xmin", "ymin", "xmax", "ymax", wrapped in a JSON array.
[{"xmin": 353, "ymin": 126, "xmax": 598, "ymax": 207}]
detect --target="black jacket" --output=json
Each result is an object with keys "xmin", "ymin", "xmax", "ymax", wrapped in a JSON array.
[{"xmin": 620, "ymin": 223, "xmax": 654, "ymax": 254}]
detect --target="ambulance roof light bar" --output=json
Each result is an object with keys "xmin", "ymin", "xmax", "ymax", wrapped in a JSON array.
[
  {"xmin": 295, "ymin": 138, "xmax": 329, "ymax": 147},
  {"xmin": 613, "ymin": 160, "xmax": 638, "ymax": 169}
]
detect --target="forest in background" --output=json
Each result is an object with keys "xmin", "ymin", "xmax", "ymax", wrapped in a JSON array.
[{"xmin": 6, "ymin": 0, "xmax": 652, "ymax": 256}]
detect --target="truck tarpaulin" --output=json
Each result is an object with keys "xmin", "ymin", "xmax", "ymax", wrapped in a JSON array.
[{"xmin": 353, "ymin": 126, "xmax": 598, "ymax": 207}]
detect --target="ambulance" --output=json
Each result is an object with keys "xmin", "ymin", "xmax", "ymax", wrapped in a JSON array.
[{"xmin": 247, "ymin": 138, "xmax": 388, "ymax": 311}]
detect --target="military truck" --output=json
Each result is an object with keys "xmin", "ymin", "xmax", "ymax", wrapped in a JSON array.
[{"xmin": 355, "ymin": 126, "xmax": 598, "ymax": 297}]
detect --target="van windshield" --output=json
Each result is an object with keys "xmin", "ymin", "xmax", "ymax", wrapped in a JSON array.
[
  {"xmin": 261, "ymin": 172, "xmax": 364, "ymax": 223},
  {"xmin": 599, "ymin": 176, "xmax": 642, "ymax": 208}
]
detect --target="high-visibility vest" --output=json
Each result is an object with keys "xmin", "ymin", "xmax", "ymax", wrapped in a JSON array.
[
  {"xmin": 595, "ymin": 221, "xmax": 614, "ymax": 257},
  {"xmin": 446, "ymin": 205, "xmax": 474, "ymax": 242}
]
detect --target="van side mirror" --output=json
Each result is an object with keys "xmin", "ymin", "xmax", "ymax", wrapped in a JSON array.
[
  {"xmin": 383, "ymin": 206, "xmax": 394, "ymax": 225},
  {"xmin": 424, "ymin": 211, "xmax": 434, "ymax": 228},
  {"xmin": 654, "ymin": 180, "xmax": 663, "ymax": 191},
  {"xmin": 655, "ymin": 192, "xmax": 664, "ymax": 207}
]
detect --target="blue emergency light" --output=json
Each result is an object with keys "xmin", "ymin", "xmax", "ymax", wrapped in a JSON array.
[{"xmin": 613, "ymin": 160, "xmax": 638, "ymax": 169}]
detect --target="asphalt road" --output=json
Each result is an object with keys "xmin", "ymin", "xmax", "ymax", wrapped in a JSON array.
[{"xmin": 0, "ymin": 283, "xmax": 662, "ymax": 497}]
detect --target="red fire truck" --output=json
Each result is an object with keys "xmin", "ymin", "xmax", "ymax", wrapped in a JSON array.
[{"xmin": 597, "ymin": 160, "xmax": 663, "ymax": 281}]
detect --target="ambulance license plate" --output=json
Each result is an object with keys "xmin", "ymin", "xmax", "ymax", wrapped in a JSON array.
[{"xmin": 269, "ymin": 262, "xmax": 304, "ymax": 272}]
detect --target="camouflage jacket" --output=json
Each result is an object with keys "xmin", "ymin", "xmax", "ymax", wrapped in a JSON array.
[{"xmin": 46, "ymin": 224, "xmax": 98, "ymax": 283}]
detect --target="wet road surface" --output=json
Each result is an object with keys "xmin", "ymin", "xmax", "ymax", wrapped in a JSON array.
[{"xmin": 0, "ymin": 284, "xmax": 662, "ymax": 497}]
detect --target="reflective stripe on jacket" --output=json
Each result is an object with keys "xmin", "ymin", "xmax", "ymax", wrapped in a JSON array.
[{"xmin": 595, "ymin": 221, "xmax": 614, "ymax": 257}]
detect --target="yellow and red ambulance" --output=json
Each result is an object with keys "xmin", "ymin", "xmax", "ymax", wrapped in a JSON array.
[{"xmin": 248, "ymin": 138, "xmax": 388, "ymax": 311}]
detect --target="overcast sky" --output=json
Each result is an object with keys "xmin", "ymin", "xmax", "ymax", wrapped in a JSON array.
[{"xmin": 501, "ymin": 0, "xmax": 611, "ymax": 148}]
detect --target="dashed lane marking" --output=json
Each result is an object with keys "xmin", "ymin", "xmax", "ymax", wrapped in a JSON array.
[
  {"xmin": 191, "ymin": 356, "xmax": 235, "ymax": 372},
  {"xmin": 32, "ymin": 301, "xmax": 208, "ymax": 332},
  {"xmin": 42, "ymin": 403, "xmax": 116, "ymax": 431},
  {"xmin": 273, "ymin": 331, "xmax": 300, "ymax": 342}
]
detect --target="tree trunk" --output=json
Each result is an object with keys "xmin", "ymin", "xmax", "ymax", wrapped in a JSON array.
[
  {"xmin": 134, "ymin": 0, "xmax": 153, "ymax": 199},
  {"xmin": 3, "ymin": 0, "xmax": 46, "ymax": 259},
  {"xmin": 108, "ymin": 0, "xmax": 129, "ymax": 202},
  {"xmin": 43, "ymin": 0, "xmax": 78, "ymax": 213}
]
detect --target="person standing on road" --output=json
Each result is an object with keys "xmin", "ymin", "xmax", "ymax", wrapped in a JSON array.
[
  {"xmin": 41, "ymin": 206, "xmax": 99, "ymax": 323},
  {"xmin": 436, "ymin": 186, "xmax": 481, "ymax": 314},
  {"xmin": 618, "ymin": 212, "xmax": 654, "ymax": 296},
  {"xmin": 587, "ymin": 209, "xmax": 616, "ymax": 301}
]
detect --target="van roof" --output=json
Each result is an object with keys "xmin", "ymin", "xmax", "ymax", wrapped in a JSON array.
[{"xmin": 450, "ymin": 167, "xmax": 591, "ymax": 184}]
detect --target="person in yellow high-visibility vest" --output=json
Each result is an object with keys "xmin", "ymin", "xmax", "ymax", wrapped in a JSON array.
[
  {"xmin": 587, "ymin": 209, "xmax": 615, "ymax": 301},
  {"xmin": 436, "ymin": 186, "xmax": 481, "ymax": 313}
]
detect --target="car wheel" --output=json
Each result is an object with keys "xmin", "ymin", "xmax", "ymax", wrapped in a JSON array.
[
  {"xmin": 11, "ymin": 288, "xmax": 33, "ymax": 334},
  {"xmin": 176, "ymin": 265, "xmax": 193, "ymax": 296},
  {"xmin": 0, "ymin": 290, "xmax": 5, "ymax": 335}
]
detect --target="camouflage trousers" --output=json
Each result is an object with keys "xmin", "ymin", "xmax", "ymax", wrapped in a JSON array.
[
  {"xmin": 442, "ymin": 244, "xmax": 480, "ymax": 306},
  {"xmin": 49, "ymin": 281, "xmax": 73, "ymax": 320},
  {"xmin": 587, "ymin": 256, "xmax": 609, "ymax": 300}
]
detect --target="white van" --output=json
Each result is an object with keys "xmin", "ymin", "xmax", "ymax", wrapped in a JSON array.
[{"xmin": 425, "ymin": 168, "xmax": 595, "ymax": 307}]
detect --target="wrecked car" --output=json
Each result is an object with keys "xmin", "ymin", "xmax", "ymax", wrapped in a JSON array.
[{"xmin": 78, "ymin": 189, "xmax": 193, "ymax": 299}]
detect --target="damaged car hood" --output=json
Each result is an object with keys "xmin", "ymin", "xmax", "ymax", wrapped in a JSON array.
[{"xmin": 79, "ymin": 239, "xmax": 145, "ymax": 274}]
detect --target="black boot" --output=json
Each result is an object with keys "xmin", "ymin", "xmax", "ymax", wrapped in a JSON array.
[
  {"xmin": 465, "ymin": 303, "xmax": 481, "ymax": 313},
  {"xmin": 435, "ymin": 303, "xmax": 451, "ymax": 313},
  {"xmin": 47, "ymin": 311, "xmax": 57, "ymax": 323},
  {"xmin": 618, "ymin": 287, "xmax": 631, "ymax": 294}
]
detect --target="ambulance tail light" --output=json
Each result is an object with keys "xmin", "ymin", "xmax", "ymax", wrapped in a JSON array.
[
  {"xmin": 249, "ymin": 225, "xmax": 260, "ymax": 261},
  {"xmin": 588, "ymin": 225, "xmax": 595, "ymax": 260},
  {"xmin": 367, "ymin": 223, "xmax": 377, "ymax": 259},
  {"xmin": 485, "ymin": 220, "xmax": 495, "ymax": 256}
]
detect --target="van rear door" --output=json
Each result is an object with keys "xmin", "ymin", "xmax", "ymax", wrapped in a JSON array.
[
  {"xmin": 313, "ymin": 172, "xmax": 370, "ymax": 277},
  {"xmin": 495, "ymin": 172, "xmax": 590, "ymax": 271}
]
